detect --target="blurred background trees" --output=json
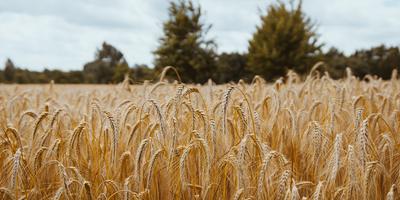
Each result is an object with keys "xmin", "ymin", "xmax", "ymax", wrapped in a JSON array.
[
  {"xmin": 247, "ymin": 1, "xmax": 322, "ymax": 80},
  {"xmin": 214, "ymin": 53, "xmax": 248, "ymax": 83},
  {"xmin": 4, "ymin": 59, "xmax": 15, "ymax": 83},
  {"xmin": 130, "ymin": 64, "xmax": 156, "ymax": 82},
  {"xmin": 1, "ymin": 0, "xmax": 399, "ymax": 84},
  {"xmin": 83, "ymin": 42, "xmax": 129, "ymax": 83},
  {"xmin": 348, "ymin": 45, "xmax": 400, "ymax": 79},
  {"xmin": 153, "ymin": 0, "xmax": 217, "ymax": 83}
]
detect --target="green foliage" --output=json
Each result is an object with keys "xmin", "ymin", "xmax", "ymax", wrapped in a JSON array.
[
  {"xmin": 130, "ymin": 64, "xmax": 156, "ymax": 83},
  {"xmin": 0, "ymin": 58, "xmax": 85, "ymax": 84},
  {"xmin": 322, "ymin": 45, "xmax": 400, "ymax": 80},
  {"xmin": 113, "ymin": 63, "xmax": 130, "ymax": 83},
  {"xmin": 0, "ymin": 71, "xmax": 3, "ymax": 82},
  {"xmin": 153, "ymin": 0, "xmax": 217, "ymax": 83},
  {"xmin": 321, "ymin": 47, "xmax": 348, "ymax": 79},
  {"xmin": 349, "ymin": 45, "xmax": 400, "ymax": 79},
  {"xmin": 43, "ymin": 69, "xmax": 84, "ymax": 83},
  {"xmin": 83, "ymin": 42, "xmax": 129, "ymax": 83},
  {"xmin": 4, "ymin": 58, "xmax": 15, "ymax": 82},
  {"xmin": 247, "ymin": 1, "xmax": 322, "ymax": 80},
  {"xmin": 214, "ymin": 52, "xmax": 249, "ymax": 83}
]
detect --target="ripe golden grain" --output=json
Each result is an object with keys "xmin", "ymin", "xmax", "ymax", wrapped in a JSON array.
[{"xmin": 0, "ymin": 68, "xmax": 399, "ymax": 199}]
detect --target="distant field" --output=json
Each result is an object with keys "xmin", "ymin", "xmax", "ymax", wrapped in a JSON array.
[{"xmin": 0, "ymin": 71, "xmax": 399, "ymax": 199}]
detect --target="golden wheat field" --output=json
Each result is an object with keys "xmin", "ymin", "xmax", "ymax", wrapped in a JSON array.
[{"xmin": 1, "ymin": 68, "xmax": 400, "ymax": 200}]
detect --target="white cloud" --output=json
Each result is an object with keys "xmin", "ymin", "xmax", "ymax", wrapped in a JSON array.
[
  {"xmin": 303, "ymin": 0, "xmax": 400, "ymax": 54},
  {"xmin": 0, "ymin": 0, "xmax": 399, "ymax": 70}
]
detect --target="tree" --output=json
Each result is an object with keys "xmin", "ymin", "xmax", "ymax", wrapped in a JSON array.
[
  {"xmin": 247, "ymin": 1, "xmax": 322, "ymax": 80},
  {"xmin": 322, "ymin": 47, "xmax": 348, "ymax": 79},
  {"xmin": 42, "ymin": 69, "xmax": 84, "ymax": 83},
  {"xmin": 4, "ymin": 58, "xmax": 16, "ymax": 82},
  {"xmin": 83, "ymin": 42, "xmax": 129, "ymax": 83},
  {"xmin": 348, "ymin": 45, "xmax": 400, "ymax": 79},
  {"xmin": 215, "ymin": 52, "xmax": 248, "ymax": 83},
  {"xmin": 131, "ymin": 64, "xmax": 156, "ymax": 82},
  {"xmin": 113, "ymin": 63, "xmax": 130, "ymax": 83},
  {"xmin": 153, "ymin": 0, "xmax": 217, "ymax": 83}
]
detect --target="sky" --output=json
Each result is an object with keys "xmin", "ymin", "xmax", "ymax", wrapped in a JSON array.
[{"xmin": 0, "ymin": 0, "xmax": 399, "ymax": 71}]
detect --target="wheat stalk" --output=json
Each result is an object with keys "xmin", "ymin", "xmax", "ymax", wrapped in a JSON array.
[
  {"xmin": 330, "ymin": 133, "xmax": 342, "ymax": 181},
  {"xmin": 134, "ymin": 138, "xmax": 150, "ymax": 190},
  {"xmin": 358, "ymin": 119, "xmax": 369, "ymax": 169},
  {"xmin": 312, "ymin": 181, "xmax": 323, "ymax": 200},
  {"xmin": 180, "ymin": 142, "xmax": 196, "ymax": 192},
  {"xmin": 10, "ymin": 148, "xmax": 21, "ymax": 190},
  {"xmin": 83, "ymin": 181, "xmax": 93, "ymax": 200},
  {"xmin": 277, "ymin": 170, "xmax": 291, "ymax": 200},
  {"xmin": 146, "ymin": 149, "xmax": 163, "ymax": 190},
  {"xmin": 103, "ymin": 111, "xmax": 118, "ymax": 165},
  {"xmin": 386, "ymin": 184, "xmax": 395, "ymax": 200},
  {"xmin": 222, "ymin": 86, "xmax": 234, "ymax": 135}
]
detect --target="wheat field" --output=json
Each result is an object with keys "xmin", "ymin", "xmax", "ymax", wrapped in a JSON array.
[{"xmin": 0, "ymin": 67, "xmax": 400, "ymax": 200}]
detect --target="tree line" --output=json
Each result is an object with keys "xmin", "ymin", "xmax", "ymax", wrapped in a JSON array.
[{"xmin": 1, "ymin": 0, "xmax": 399, "ymax": 84}]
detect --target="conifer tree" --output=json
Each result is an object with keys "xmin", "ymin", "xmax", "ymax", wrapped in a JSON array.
[
  {"xmin": 154, "ymin": 0, "xmax": 216, "ymax": 83},
  {"xmin": 247, "ymin": 1, "xmax": 322, "ymax": 80}
]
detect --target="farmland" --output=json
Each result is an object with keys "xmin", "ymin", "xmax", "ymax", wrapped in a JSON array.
[{"xmin": 0, "ymin": 69, "xmax": 399, "ymax": 199}]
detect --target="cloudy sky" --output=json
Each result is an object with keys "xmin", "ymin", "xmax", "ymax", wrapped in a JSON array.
[{"xmin": 0, "ymin": 0, "xmax": 399, "ymax": 71}]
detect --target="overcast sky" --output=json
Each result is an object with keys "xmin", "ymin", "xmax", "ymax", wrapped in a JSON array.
[{"xmin": 1, "ymin": 0, "xmax": 399, "ymax": 71}]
